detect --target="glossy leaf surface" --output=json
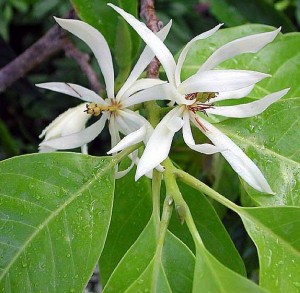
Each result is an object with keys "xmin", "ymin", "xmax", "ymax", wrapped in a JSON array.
[
  {"xmin": 239, "ymin": 206, "xmax": 300, "ymax": 292},
  {"xmin": 100, "ymin": 163, "xmax": 152, "ymax": 285},
  {"xmin": 103, "ymin": 217, "xmax": 195, "ymax": 293},
  {"xmin": 0, "ymin": 153, "xmax": 115, "ymax": 292},
  {"xmin": 168, "ymin": 182, "xmax": 246, "ymax": 276},
  {"xmin": 193, "ymin": 243, "xmax": 266, "ymax": 292}
]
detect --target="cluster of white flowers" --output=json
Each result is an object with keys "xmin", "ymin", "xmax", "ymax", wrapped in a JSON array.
[{"xmin": 38, "ymin": 4, "xmax": 288, "ymax": 193}]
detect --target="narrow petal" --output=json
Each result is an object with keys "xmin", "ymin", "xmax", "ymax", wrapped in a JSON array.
[
  {"xmin": 39, "ymin": 146, "xmax": 56, "ymax": 153},
  {"xmin": 123, "ymin": 83, "xmax": 193, "ymax": 108},
  {"xmin": 121, "ymin": 78, "xmax": 166, "ymax": 101},
  {"xmin": 198, "ymin": 28, "xmax": 281, "ymax": 72},
  {"xmin": 54, "ymin": 18, "xmax": 115, "ymax": 99},
  {"xmin": 115, "ymin": 150, "xmax": 138, "ymax": 179},
  {"xmin": 206, "ymin": 88, "xmax": 289, "ymax": 118},
  {"xmin": 117, "ymin": 109, "xmax": 150, "ymax": 132},
  {"xmin": 107, "ymin": 125, "xmax": 147, "ymax": 154},
  {"xmin": 108, "ymin": 115, "xmax": 121, "ymax": 149},
  {"xmin": 116, "ymin": 20, "xmax": 172, "ymax": 101},
  {"xmin": 182, "ymin": 112, "xmax": 223, "ymax": 154},
  {"xmin": 36, "ymin": 82, "xmax": 107, "ymax": 104},
  {"xmin": 81, "ymin": 144, "xmax": 88, "ymax": 154},
  {"xmin": 167, "ymin": 116, "xmax": 184, "ymax": 132},
  {"xmin": 122, "ymin": 82, "xmax": 172, "ymax": 107},
  {"xmin": 175, "ymin": 24, "xmax": 222, "ymax": 86},
  {"xmin": 39, "ymin": 113, "xmax": 108, "ymax": 150},
  {"xmin": 108, "ymin": 3, "xmax": 176, "ymax": 85},
  {"xmin": 135, "ymin": 107, "xmax": 184, "ymax": 180},
  {"xmin": 178, "ymin": 70, "xmax": 270, "ymax": 94},
  {"xmin": 211, "ymin": 85, "xmax": 254, "ymax": 102},
  {"xmin": 115, "ymin": 161, "xmax": 134, "ymax": 179},
  {"xmin": 39, "ymin": 103, "xmax": 90, "ymax": 140},
  {"xmin": 192, "ymin": 115, "xmax": 274, "ymax": 193}
]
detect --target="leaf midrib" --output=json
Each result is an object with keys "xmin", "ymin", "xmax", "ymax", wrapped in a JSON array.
[
  {"xmin": 220, "ymin": 127, "xmax": 300, "ymax": 167},
  {"xmin": 240, "ymin": 208, "xmax": 300, "ymax": 258},
  {"xmin": 0, "ymin": 158, "xmax": 114, "ymax": 281}
]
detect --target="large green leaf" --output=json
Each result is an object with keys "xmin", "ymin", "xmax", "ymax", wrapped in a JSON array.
[
  {"xmin": 193, "ymin": 243, "xmax": 266, "ymax": 292},
  {"xmin": 210, "ymin": 0, "xmax": 296, "ymax": 32},
  {"xmin": 71, "ymin": 0, "xmax": 140, "ymax": 60},
  {"xmin": 238, "ymin": 206, "xmax": 300, "ymax": 292},
  {"xmin": 182, "ymin": 25, "xmax": 300, "ymax": 206},
  {"xmin": 103, "ymin": 217, "xmax": 195, "ymax": 293},
  {"xmin": 168, "ymin": 181, "xmax": 246, "ymax": 276},
  {"xmin": 0, "ymin": 153, "xmax": 115, "ymax": 292},
  {"xmin": 99, "ymin": 163, "xmax": 152, "ymax": 285}
]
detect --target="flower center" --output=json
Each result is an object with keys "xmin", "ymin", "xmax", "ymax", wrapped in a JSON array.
[
  {"xmin": 185, "ymin": 92, "xmax": 217, "ymax": 115},
  {"xmin": 84, "ymin": 100, "xmax": 122, "ymax": 116}
]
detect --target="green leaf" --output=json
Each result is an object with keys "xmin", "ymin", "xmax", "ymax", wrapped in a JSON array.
[
  {"xmin": 218, "ymin": 98, "xmax": 300, "ymax": 206},
  {"xmin": 168, "ymin": 181, "xmax": 246, "ymax": 276},
  {"xmin": 182, "ymin": 25, "xmax": 300, "ymax": 205},
  {"xmin": 100, "ymin": 163, "xmax": 152, "ymax": 285},
  {"xmin": 210, "ymin": 0, "xmax": 296, "ymax": 32},
  {"xmin": 193, "ymin": 243, "xmax": 266, "ymax": 292},
  {"xmin": 0, "ymin": 153, "xmax": 115, "ymax": 292},
  {"xmin": 103, "ymin": 217, "xmax": 195, "ymax": 293},
  {"xmin": 210, "ymin": 154, "xmax": 240, "ymax": 218},
  {"xmin": 114, "ymin": 17, "xmax": 133, "ymax": 91},
  {"xmin": 239, "ymin": 206, "xmax": 300, "ymax": 292},
  {"xmin": 71, "ymin": 0, "xmax": 140, "ymax": 60}
]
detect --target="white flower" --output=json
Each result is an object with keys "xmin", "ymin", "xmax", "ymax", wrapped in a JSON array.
[
  {"xmin": 37, "ymin": 17, "xmax": 172, "ymax": 177},
  {"xmin": 39, "ymin": 103, "xmax": 90, "ymax": 154},
  {"xmin": 109, "ymin": 3, "xmax": 289, "ymax": 193}
]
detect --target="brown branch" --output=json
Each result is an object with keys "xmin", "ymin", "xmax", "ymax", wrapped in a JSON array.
[
  {"xmin": 140, "ymin": 0, "xmax": 161, "ymax": 78},
  {"xmin": 0, "ymin": 10, "xmax": 76, "ymax": 93},
  {"xmin": 63, "ymin": 40, "xmax": 102, "ymax": 93}
]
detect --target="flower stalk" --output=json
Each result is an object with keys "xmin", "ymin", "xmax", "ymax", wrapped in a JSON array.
[
  {"xmin": 163, "ymin": 158, "xmax": 204, "ymax": 244},
  {"xmin": 175, "ymin": 168, "xmax": 240, "ymax": 213}
]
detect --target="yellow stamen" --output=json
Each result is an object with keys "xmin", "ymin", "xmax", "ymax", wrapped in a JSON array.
[{"xmin": 84, "ymin": 101, "xmax": 122, "ymax": 116}]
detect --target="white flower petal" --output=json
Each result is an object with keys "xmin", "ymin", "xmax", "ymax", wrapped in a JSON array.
[
  {"xmin": 192, "ymin": 115, "xmax": 274, "ymax": 193},
  {"xmin": 211, "ymin": 85, "xmax": 255, "ymax": 102},
  {"xmin": 36, "ymin": 82, "xmax": 107, "ymax": 104},
  {"xmin": 122, "ymin": 82, "xmax": 170, "ymax": 107},
  {"xmin": 123, "ymin": 83, "xmax": 193, "ymax": 108},
  {"xmin": 182, "ymin": 112, "xmax": 223, "ymax": 154},
  {"xmin": 115, "ymin": 150, "xmax": 138, "ymax": 179},
  {"xmin": 108, "ymin": 115, "xmax": 121, "ymax": 149},
  {"xmin": 206, "ymin": 88, "xmax": 289, "ymax": 118},
  {"xmin": 108, "ymin": 3, "xmax": 177, "ymax": 85},
  {"xmin": 121, "ymin": 78, "xmax": 166, "ymax": 102},
  {"xmin": 107, "ymin": 125, "xmax": 147, "ymax": 154},
  {"xmin": 166, "ymin": 116, "xmax": 184, "ymax": 132},
  {"xmin": 39, "ymin": 103, "xmax": 90, "ymax": 140},
  {"xmin": 199, "ymin": 28, "xmax": 281, "ymax": 72},
  {"xmin": 117, "ymin": 109, "xmax": 149, "ymax": 132},
  {"xmin": 81, "ymin": 144, "xmax": 88, "ymax": 154},
  {"xmin": 39, "ymin": 112, "xmax": 108, "ymax": 150},
  {"xmin": 135, "ymin": 107, "xmax": 184, "ymax": 180},
  {"xmin": 39, "ymin": 146, "xmax": 56, "ymax": 153},
  {"xmin": 116, "ymin": 20, "xmax": 172, "ymax": 101},
  {"xmin": 54, "ymin": 18, "xmax": 115, "ymax": 99},
  {"xmin": 178, "ymin": 70, "xmax": 270, "ymax": 94},
  {"xmin": 175, "ymin": 24, "xmax": 223, "ymax": 86}
]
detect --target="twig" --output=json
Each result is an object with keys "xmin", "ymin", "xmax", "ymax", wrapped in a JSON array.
[
  {"xmin": 0, "ymin": 10, "xmax": 76, "ymax": 93},
  {"xmin": 140, "ymin": 0, "xmax": 161, "ymax": 78},
  {"xmin": 63, "ymin": 40, "xmax": 102, "ymax": 93}
]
